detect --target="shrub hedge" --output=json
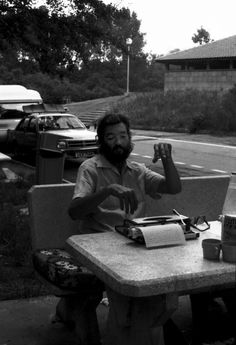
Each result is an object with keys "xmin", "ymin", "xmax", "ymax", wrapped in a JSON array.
[{"xmin": 114, "ymin": 88, "xmax": 236, "ymax": 134}]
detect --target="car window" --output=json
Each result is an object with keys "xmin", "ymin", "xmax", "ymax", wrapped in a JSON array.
[
  {"xmin": 38, "ymin": 115, "xmax": 85, "ymax": 130},
  {"xmin": 38, "ymin": 116, "xmax": 58, "ymax": 131},
  {"xmin": 67, "ymin": 116, "xmax": 85, "ymax": 129},
  {"xmin": 28, "ymin": 118, "xmax": 37, "ymax": 132},
  {"xmin": 38, "ymin": 117, "xmax": 46, "ymax": 131},
  {"xmin": 55, "ymin": 116, "xmax": 85, "ymax": 129},
  {"xmin": 17, "ymin": 118, "xmax": 30, "ymax": 131}
]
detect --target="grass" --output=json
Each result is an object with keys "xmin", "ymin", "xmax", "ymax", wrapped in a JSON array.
[{"xmin": 0, "ymin": 174, "xmax": 52, "ymax": 301}]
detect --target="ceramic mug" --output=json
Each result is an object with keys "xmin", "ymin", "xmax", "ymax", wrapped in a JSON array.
[
  {"xmin": 222, "ymin": 241, "xmax": 236, "ymax": 263},
  {"xmin": 202, "ymin": 238, "xmax": 221, "ymax": 260}
]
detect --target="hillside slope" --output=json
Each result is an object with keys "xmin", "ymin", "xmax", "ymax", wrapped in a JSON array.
[{"xmin": 66, "ymin": 95, "xmax": 127, "ymax": 126}]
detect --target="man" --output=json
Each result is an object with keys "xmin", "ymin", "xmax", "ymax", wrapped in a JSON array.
[
  {"xmin": 68, "ymin": 112, "xmax": 181, "ymax": 229},
  {"xmin": 68, "ymin": 112, "xmax": 188, "ymax": 345}
]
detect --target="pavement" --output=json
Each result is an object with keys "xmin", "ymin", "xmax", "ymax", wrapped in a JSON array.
[
  {"xmin": 0, "ymin": 295, "xmax": 194, "ymax": 345},
  {"xmin": 1, "ymin": 293, "xmax": 235, "ymax": 345}
]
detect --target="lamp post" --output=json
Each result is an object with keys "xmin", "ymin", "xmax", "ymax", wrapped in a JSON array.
[{"xmin": 126, "ymin": 38, "xmax": 132, "ymax": 94}]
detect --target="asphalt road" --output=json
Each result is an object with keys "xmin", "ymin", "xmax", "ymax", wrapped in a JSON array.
[
  {"xmin": 63, "ymin": 129, "xmax": 236, "ymax": 182},
  {"xmin": 131, "ymin": 134, "xmax": 236, "ymax": 176}
]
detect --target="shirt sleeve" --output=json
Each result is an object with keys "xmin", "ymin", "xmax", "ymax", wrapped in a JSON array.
[
  {"xmin": 73, "ymin": 161, "xmax": 97, "ymax": 199},
  {"xmin": 142, "ymin": 165, "xmax": 165, "ymax": 198}
]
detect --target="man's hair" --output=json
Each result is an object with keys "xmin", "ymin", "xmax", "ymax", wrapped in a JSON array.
[{"xmin": 96, "ymin": 112, "xmax": 131, "ymax": 145}]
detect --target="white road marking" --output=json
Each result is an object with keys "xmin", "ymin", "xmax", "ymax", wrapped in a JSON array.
[
  {"xmin": 190, "ymin": 164, "xmax": 203, "ymax": 169},
  {"xmin": 164, "ymin": 138, "xmax": 236, "ymax": 149},
  {"xmin": 131, "ymin": 152, "xmax": 229, "ymax": 174},
  {"xmin": 161, "ymin": 137, "xmax": 233, "ymax": 149},
  {"xmin": 133, "ymin": 135, "xmax": 236, "ymax": 149},
  {"xmin": 133, "ymin": 135, "xmax": 157, "ymax": 140},
  {"xmin": 211, "ymin": 169, "xmax": 228, "ymax": 173}
]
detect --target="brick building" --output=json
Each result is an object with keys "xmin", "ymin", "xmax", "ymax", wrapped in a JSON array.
[{"xmin": 156, "ymin": 35, "xmax": 236, "ymax": 92}]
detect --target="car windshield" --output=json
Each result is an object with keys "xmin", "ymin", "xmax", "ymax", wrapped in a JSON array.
[{"xmin": 38, "ymin": 115, "xmax": 85, "ymax": 131}]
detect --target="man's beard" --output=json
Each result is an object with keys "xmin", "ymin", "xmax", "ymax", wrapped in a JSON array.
[{"xmin": 100, "ymin": 141, "xmax": 133, "ymax": 165}]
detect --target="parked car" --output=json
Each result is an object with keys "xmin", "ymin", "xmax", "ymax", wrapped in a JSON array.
[
  {"xmin": 0, "ymin": 109, "xmax": 26, "ymax": 145},
  {"xmin": 0, "ymin": 85, "xmax": 42, "ymax": 147},
  {"xmin": 9, "ymin": 109, "xmax": 98, "ymax": 161}
]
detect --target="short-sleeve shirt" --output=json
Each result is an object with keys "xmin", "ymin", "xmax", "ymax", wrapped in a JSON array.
[{"xmin": 73, "ymin": 154, "xmax": 164, "ymax": 232}]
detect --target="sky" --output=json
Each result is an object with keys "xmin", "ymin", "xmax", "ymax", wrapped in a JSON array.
[{"xmin": 102, "ymin": 0, "xmax": 236, "ymax": 56}]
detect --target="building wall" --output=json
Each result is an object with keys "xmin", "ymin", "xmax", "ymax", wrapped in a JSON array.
[{"xmin": 164, "ymin": 70, "xmax": 236, "ymax": 92}]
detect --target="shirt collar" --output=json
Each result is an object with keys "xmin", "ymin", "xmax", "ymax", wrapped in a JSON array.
[{"xmin": 96, "ymin": 154, "xmax": 133, "ymax": 171}]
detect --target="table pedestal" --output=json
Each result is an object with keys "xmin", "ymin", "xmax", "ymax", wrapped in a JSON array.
[{"xmin": 104, "ymin": 287, "xmax": 178, "ymax": 345}]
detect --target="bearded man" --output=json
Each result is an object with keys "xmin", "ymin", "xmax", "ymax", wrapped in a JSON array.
[
  {"xmin": 68, "ymin": 112, "xmax": 181, "ymax": 232},
  {"xmin": 68, "ymin": 112, "xmax": 189, "ymax": 345}
]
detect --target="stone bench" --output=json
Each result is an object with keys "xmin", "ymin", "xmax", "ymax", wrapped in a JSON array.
[
  {"xmin": 28, "ymin": 183, "xmax": 104, "ymax": 345},
  {"xmin": 146, "ymin": 175, "xmax": 229, "ymax": 220},
  {"xmin": 27, "ymin": 175, "xmax": 230, "ymax": 344}
]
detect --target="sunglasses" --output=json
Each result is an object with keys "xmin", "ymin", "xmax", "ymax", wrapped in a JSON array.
[{"xmin": 191, "ymin": 215, "xmax": 210, "ymax": 232}]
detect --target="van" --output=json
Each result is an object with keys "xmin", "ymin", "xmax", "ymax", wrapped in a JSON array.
[{"xmin": 0, "ymin": 85, "xmax": 42, "ymax": 146}]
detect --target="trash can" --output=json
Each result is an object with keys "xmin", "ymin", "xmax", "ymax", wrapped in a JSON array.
[{"xmin": 36, "ymin": 132, "xmax": 65, "ymax": 184}]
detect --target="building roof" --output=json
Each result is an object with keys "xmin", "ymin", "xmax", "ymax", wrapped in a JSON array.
[{"xmin": 156, "ymin": 35, "xmax": 236, "ymax": 63}]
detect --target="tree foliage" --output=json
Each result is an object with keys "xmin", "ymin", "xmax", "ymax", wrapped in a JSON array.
[
  {"xmin": 0, "ymin": 0, "xmax": 145, "ymax": 72},
  {"xmin": 192, "ymin": 26, "xmax": 212, "ymax": 45},
  {"xmin": 0, "ymin": 0, "xmax": 164, "ymax": 100}
]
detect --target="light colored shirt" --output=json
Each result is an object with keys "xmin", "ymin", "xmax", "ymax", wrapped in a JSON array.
[{"xmin": 73, "ymin": 154, "xmax": 163, "ymax": 232}]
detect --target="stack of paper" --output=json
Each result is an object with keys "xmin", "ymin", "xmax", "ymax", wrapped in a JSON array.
[{"xmin": 128, "ymin": 223, "xmax": 186, "ymax": 248}]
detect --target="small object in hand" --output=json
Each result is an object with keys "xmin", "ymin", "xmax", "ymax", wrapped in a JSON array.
[
  {"xmin": 152, "ymin": 142, "xmax": 171, "ymax": 163},
  {"xmin": 100, "ymin": 297, "xmax": 109, "ymax": 307},
  {"xmin": 202, "ymin": 238, "xmax": 221, "ymax": 260},
  {"xmin": 152, "ymin": 144, "xmax": 160, "ymax": 163}
]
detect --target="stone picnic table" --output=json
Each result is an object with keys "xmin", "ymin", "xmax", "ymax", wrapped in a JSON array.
[{"xmin": 66, "ymin": 221, "xmax": 236, "ymax": 345}]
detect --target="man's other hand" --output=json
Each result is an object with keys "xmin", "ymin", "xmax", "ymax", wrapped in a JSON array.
[{"xmin": 152, "ymin": 142, "xmax": 172, "ymax": 163}]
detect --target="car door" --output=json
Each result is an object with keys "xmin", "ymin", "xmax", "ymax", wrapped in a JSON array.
[
  {"xmin": 14, "ymin": 117, "xmax": 30, "ymax": 148},
  {"xmin": 24, "ymin": 117, "xmax": 38, "ymax": 152}
]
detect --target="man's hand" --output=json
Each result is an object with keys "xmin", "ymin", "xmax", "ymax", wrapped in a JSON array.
[
  {"xmin": 108, "ymin": 184, "xmax": 138, "ymax": 214},
  {"xmin": 152, "ymin": 142, "xmax": 172, "ymax": 163}
]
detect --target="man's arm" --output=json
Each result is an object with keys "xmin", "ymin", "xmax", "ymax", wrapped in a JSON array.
[
  {"xmin": 152, "ymin": 142, "xmax": 181, "ymax": 194},
  {"xmin": 68, "ymin": 184, "xmax": 138, "ymax": 220}
]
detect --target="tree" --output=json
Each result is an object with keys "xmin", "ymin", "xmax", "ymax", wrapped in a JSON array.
[
  {"xmin": 0, "ymin": 0, "xmax": 146, "ymax": 75},
  {"xmin": 0, "ymin": 0, "xmax": 159, "ymax": 98},
  {"xmin": 192, "ymin": 26, "xmax": 212, "ymax": 45}
]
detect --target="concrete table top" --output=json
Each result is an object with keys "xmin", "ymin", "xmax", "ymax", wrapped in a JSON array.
[{"xmin": 66, "ymin": 221, "xmax": 236, "ymax": 297}]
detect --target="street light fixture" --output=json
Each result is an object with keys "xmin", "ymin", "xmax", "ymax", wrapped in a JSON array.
[{"xmin": 126, "ymin": 38, "xmax": 133, "ymax": 94}]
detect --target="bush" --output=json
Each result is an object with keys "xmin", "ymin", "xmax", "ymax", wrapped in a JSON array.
[
  {"xmin": 0, "ymin": 203, "xmax": 31, "ymax": 265},
  {"xmin": 0, "ymin": 177, "xmax": 54, "ymax": 300},
  {"xmin": 0, "ymin": 179, "xmax": 32, "ymax": 265},
  {"xmin": 114, "ymin": 88, "xmax": 236, "ymax": 134}
]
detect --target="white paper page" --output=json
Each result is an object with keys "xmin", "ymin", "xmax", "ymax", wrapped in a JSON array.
[{"xmin": 139, "ymin": 223, "xmax": 186, "ymax": 248}]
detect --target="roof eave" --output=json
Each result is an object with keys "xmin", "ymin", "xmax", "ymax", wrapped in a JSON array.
[{"xmin": 156, "ymin": 56, "xmax": 236, "ymax": 64}]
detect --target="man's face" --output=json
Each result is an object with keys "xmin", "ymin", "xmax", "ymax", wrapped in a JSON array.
[{"xmin": 101, "ymin": 123, "xmax": 133, "ymax": 164}]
